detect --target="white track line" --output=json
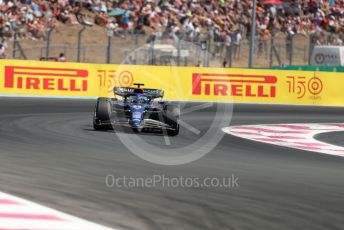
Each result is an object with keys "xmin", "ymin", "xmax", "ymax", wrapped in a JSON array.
[
  {"xmin": 0, "ymin": 191, "xmax": 114, "ymax": 230},
  {"xmin": 223, "ymin": 123, "xmax": 344, "ymax": 157}
]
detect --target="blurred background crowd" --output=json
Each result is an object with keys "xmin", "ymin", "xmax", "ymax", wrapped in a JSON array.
[{"xmin": 0, "ymin": 0, "xmax": 343, "ymax": 60}]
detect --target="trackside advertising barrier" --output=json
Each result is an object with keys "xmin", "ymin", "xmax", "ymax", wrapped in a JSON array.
[
  {"xmin": 0, "ymin": 60, "xmax": 114, "ymax": 97},
  {"xmin": 113, "ymin": 65, "xmax": 344, "ymax": 106},
  {"xmin": 1, "ymin": 60, "xmax": 344, "ymax": 106}
]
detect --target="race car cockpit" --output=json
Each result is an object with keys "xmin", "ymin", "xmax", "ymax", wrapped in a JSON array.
[{"xmin": 126, "ymin": 95, "xmax": 151, "ymax": 104}]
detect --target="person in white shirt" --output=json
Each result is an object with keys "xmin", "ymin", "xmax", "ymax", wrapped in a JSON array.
[
  {"xmin": 58, "ymin": 53, "xmax": 66, "ymax": 62},
  {"xmin": 170, "ymin": 23, "xmax": 180, "ymax": 42},
  {"xmin": 232, "ymin": 31, "xmax": 242, "ymax": 59},
  {"xmin": 0, "ymin": 44, "xmax": 6, "ymax": 59},
  {"xmin": 184, "ymin": 20, "xmax": 194, "ymax": 41},
  {"xmin": 191, "ymin": 23, "xmax": 200, "ymax": 42}
]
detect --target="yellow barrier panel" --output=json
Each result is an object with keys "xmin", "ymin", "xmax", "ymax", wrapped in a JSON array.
[
  {"xmin": 112, "ymin": 65, "xmax": 321, "ymax": 105},
  {"xmin": 0, "ymin": 60, "xmax": 101, "ymax": 97},
  {"xmin": 313, "ymin": 71, "xmax": 343, "ymax": 106},
  {"xmin": 1, "ymin": 60, "xmax": 343, "ymax": 106}
]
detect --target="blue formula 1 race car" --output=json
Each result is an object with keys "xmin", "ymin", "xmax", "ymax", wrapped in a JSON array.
[{"xmin": 93, "ymin": 83, "xmax": 180, "ymax": 136}]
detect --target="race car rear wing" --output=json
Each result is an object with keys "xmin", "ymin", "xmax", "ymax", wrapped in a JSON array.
[
  {"xmin": 114, "ymin": 87, "xmax": 164, "ymax": 99},
  {"xmin": 143, "ymin": 88, "xmax": 164, "ymax": 98}
]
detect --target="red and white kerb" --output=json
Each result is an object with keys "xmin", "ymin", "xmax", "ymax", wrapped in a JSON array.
[
  {"xmin": 223, "ymin": 123, "xmax": 344, "ymax": 157},
  {"xmin": 0, "ymin": 191, "xmax": 114, "ymax": 230}
]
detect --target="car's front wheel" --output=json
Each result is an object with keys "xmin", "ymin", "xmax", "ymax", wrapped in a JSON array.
[
  {"xmin": 167, "ymin": 122, "xmax": 179, "ymax": 136},
  {"xmin": 93, "ymin": 97, "xmax": 112, "ymax": 130},
  {"xmin": 163, "ymin": 104, "xmax": 180, "ymax": 136}
]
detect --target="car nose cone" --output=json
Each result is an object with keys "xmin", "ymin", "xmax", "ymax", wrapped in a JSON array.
[{"xmin": 130, "ymin": 119, "xmax": 141, "ymax": 126}]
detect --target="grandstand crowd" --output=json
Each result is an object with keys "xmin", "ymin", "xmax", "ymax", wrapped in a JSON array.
[{"xmin": 0, "ymin": 0, "xmax": 343, "ymax": 58}]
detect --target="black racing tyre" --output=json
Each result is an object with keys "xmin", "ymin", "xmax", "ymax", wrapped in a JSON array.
[
  {"xmin": 163, "ymin": 104, "xmax": 180, "ymax": 136},
  {"xmin": 164, "ymin": 104, "xmax": 180, "ymax": 118},
  {"xmin": 132, "ymin": 127, "xmax": 142, "ymax": 133},
  {"xmin": 93, "ymin": 97, "xmax": 112, "ymax": 130},
  {"xmin": 167, "ymin": 121, "xmax": 179, "ymax": 136}
]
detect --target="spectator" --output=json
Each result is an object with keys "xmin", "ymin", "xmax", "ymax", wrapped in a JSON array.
[
  {"xmin": 195, "ymin": 60, "xmax": 202, "ymax": 67},
  {"xmin": 224, "ymin": 31, "xmax": 232, "ymax": 64},
  {"xmin": 121, "ymin": 9, "xmax": 130, "ymax": 35},
  {"xmin": 232, "ymin": 30, "xmax": 242, "ymax": 59},
  {"xmin": 222, "ymin": 60, "xmax": 227, "ymax": 68},
  {"xmin": 258, "ymin": 29, "xmax": 270, "ymax": 57},
  {"xmin": 0, "ymin": 0, "xmax": 342, "ymax": 60},
  {"xmin": 146, "ymin": 29, "xmax": 156, "ymax": 43},
  {"xmin": 107, "ymin": 20, "xmax": 124, "ymax": 37},
  {"xmin": 0, "ymin": 43, "xmax": 5, "ymax": 58},
  {"xmin": 213, "ymin": 25, "xmax": 224, "ymax": 57},
  {"xmin": 58, "ymin": 52, "xmax": 66, "ymax": 62},
  {"xmin": 95, "ymin": 11, "xmax": 108, "ymax": 27}
]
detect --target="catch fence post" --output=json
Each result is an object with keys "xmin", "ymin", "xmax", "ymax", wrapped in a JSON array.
[
  {"xmin": 77, "ymin": 25, "xmax": 86, "ymax": 62},
  {"xmin": 12, "ymin": 32, "xmax": 18, "ymax": 58},
  {"xmin": 45, "ymin": 28, "xmax": 54, "ymax": 60},
  {"xmin": 107, "ymin": 28, "xmax": 114, "ymax": 64}
]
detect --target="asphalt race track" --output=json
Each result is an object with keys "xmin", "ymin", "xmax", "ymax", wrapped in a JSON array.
[{"xmin": 0, "ymin": 97, "xmax": 343, "ymax": 230}]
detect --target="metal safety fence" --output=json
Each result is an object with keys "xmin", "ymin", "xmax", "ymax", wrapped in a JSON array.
[{"xmin": 4, "ymin": 28, "xmax": 339, "ymax": 68}]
